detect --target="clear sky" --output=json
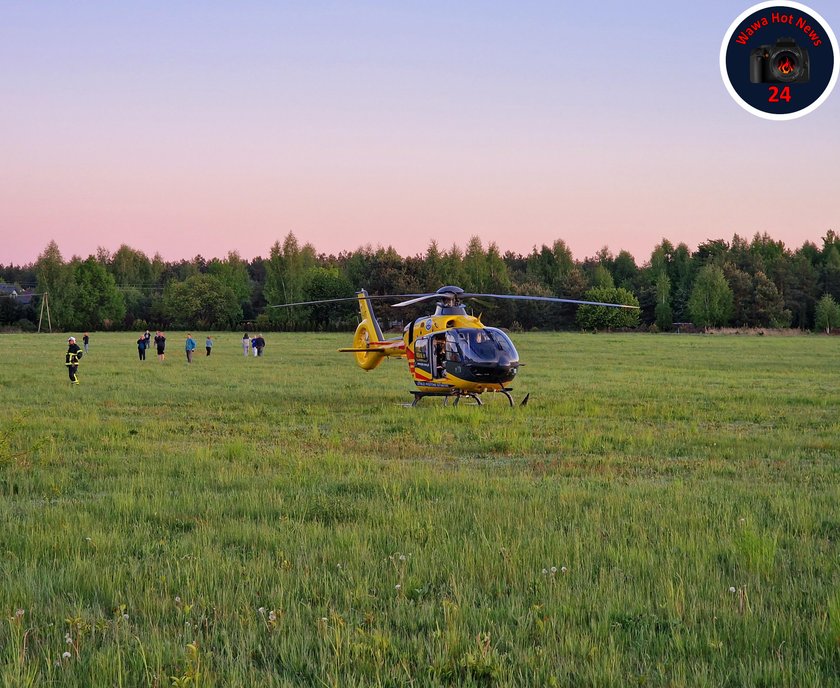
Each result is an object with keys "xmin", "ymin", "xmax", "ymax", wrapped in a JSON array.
[{"xmin": 1, "ymin": 1, "xmax": 838, "ymax": 266}]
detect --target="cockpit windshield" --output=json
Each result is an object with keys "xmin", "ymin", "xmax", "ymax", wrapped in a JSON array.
[{"xmin": 445, "ymin": 327, "xmax": 519, "ymax": 365}]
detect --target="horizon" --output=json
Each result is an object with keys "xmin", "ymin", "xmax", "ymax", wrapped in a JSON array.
[{"xmin": 4, "ymin": 227, "xmax": 836, "ymax": 271}]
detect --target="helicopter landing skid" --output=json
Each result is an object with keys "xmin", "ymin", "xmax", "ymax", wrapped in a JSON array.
[{"xmin": 409, "ymin": 388, "xmax": 516, "ymax": 407}]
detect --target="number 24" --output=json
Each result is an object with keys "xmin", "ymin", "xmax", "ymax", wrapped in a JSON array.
[{"xmin": 768, "ymin": 86, "xmax": 791, "ymax": 103}]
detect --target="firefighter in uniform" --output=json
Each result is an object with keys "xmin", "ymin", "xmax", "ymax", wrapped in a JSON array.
[{"xmin": 66, "ymin": 336, "xmax": 83, "ymax": 384}]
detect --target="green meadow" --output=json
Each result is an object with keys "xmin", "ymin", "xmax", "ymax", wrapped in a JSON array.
[{"xmin": 1, "ymin": 331, "xmax": 838, "ymax": 687}]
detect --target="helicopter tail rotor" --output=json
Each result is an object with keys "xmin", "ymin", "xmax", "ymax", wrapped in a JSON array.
[
  {"xmin": 349, "ymin": 320, "xmax": 386, "ymax": 370},
  {"xmin": 337, "ymin": 290, "xmax": 406, "ymax": 369}
]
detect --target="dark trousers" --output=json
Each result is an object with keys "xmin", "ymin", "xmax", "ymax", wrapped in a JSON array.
[
  {"xmin": 138, "ymin": 348, "xmax": 146, "ymax": 360},
  {"xmin": 186, "ymin": 350, "xmax": 193, "ymax": 363},
  {"xmin": 67, "ymin": 365, "xmax": 78, "ymax": 383},
  {"xmin": 206, "ymin": 347, "xmax": 211, "ymax": 356}
]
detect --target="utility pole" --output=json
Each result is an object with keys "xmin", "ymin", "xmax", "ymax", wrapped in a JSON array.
[{"xmin": 38, "ymin": 292, "xmax": 52, "ymax": 333}]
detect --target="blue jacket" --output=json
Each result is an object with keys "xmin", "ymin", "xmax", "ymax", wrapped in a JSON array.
[{"xmin": 186, "ymin": 337, "xmax": 197, "ymax": 351}]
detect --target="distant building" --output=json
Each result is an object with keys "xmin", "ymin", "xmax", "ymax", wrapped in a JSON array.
[{"xmin": 0, "ymin": 283, "xmax": 34, "ymax": 305}]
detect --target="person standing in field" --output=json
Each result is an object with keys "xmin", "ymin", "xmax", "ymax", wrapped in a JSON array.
[
  {"xmin": 65, "ymin": 336, "xmax": 83, "ymax": 384},
  {"xmin": 205, "ymin": 335, "xmax": 213, "ymax": 356},
  {"xmin": 255, "ymin": 333, "xmax": 266, "ymax": 357},
  {"xmin": 154, "ymin": 331, "xmax": 166, "ymax": 362},
  {"xmin": 82, "ymin": 332, "xmax": 90, "ymax": 353},
  {"xmin": 137, "ymin": 333, "xmax": 147, "ymax": 361},
  {"xmin": 144, "ymin": 329, "xmax": 151, "ymax": 351},
  {"xmin": 185, "ymin": 333, "xmax": 197, "ymax": 363},
  {"xmin": 252, "ymin": 336, "xmax": 258, "ymax": 356},
  {"xmin": 242, "ymin": 333, "xmax": 250, "ymax": 357}
]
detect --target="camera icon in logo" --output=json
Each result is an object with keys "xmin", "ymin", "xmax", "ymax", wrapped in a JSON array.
[{"xmin": 750, "ymin": 37, "xmax": 810, "ymax": 83}]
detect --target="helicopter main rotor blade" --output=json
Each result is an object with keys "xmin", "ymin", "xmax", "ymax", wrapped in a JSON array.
[
  {"xmin": 391, "ymin": 293, "xmax": 443, "ymax": 308},
  {"xmin": 459, "ymin": 293, "xmax": 640, "ymax": 309},
  {"xmin": 268, "ymin": 288, "xmax": 639, "ymax": 310},
  {"xmin": 268, "ymin": 293, "xmax": 427, "ymax": 309},
  {"xmin": 268, "ymin": 296, "xmax": 362, "ymax": 309}
]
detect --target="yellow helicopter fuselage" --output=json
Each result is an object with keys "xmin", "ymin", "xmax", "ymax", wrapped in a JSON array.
[
  {"xmin": 339, "ymin": 291, "xmax": 520, "ymax": 397},
  {"xmin": 404, "ymin": 312, "xmax": 519, "ymax": 395}
]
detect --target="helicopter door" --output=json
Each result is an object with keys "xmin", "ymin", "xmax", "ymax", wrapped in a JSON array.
[
  {"xmin": 432, "ymin": 334, "xmax": 446, "ymax": 378},
  {"xmin": 413, "ymin": 336, "xmax": 432, "ymax": 376}
]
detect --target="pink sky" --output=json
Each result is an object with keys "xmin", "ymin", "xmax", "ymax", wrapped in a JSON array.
[{"xmin": 2, "ymin": 2, "xmax": 838, "ymax": 265}]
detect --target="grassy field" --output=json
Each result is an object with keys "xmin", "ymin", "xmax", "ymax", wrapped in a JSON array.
[{"xmin": 0, "ymin": 331, "xmax": 838, "ymax": 687}]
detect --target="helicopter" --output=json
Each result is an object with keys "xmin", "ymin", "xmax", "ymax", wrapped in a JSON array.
[{"xmin": 271, "ymin": 286, "xmax": 637, "ymax": 406}]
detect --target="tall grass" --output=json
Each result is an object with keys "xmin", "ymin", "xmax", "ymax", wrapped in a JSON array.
[{"xmin": 0, "ymin": 332, "xmax": 838, "ymax": 686}]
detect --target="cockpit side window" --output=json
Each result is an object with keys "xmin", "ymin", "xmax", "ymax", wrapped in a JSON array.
[{"xmin": 414, "ymin": 336, "xmax": 428, "ymax": 362}]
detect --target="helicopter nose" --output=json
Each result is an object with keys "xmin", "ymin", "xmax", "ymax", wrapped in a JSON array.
[{"xmin": 466, "ymin": 361, "xmax": 518, "ymax": 383}]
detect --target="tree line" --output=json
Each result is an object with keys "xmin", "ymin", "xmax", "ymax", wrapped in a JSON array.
[{"xmin": 2, "ymin": 231, "xmax": 840, "ymax": 333}]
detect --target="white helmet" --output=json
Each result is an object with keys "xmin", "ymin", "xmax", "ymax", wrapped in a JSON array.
[{"xmin": 68, "ymin": 336, "xmax": 76, "ymax": 342}]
